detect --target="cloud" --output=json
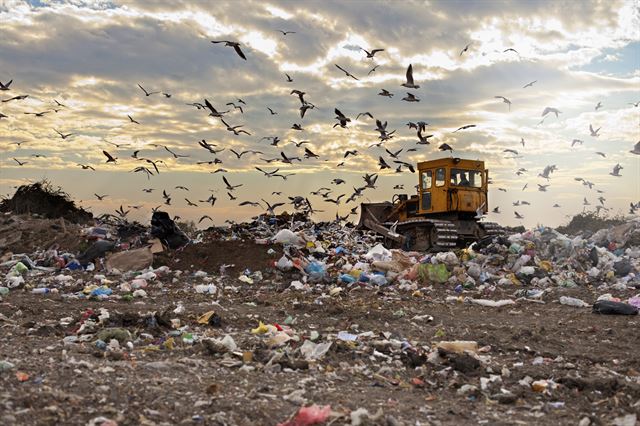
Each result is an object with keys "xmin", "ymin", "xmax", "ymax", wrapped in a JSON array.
[{"xmin": 0, "ymin": 0, "xmax": 639, "ymax": 229}]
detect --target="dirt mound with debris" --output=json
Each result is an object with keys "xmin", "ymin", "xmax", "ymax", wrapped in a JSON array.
[
  {"xmin": 556, "ymin": 211, "xmax": 627, "ymax": 236},
  {"xmin": 0, "ymin": 181, "xmax": 93, "ymax": 224},
  {"xmin": 0, "ymin": 215, "xmax": 85, "ymax": 254},
  {"xmin": 153, "ymin": 236, "xmax": 279, "ymax": 274}
]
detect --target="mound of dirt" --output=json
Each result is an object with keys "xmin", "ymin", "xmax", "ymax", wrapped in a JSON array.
[
  {"xmin": 556, "ymin": 211, "xmax": 626, "ymax": 236},
  {"xmin": 153, "ymin": 237, "xmax": 279, "ymax": 274},
  {"xmin": 0, "ymin": 181, "xmax": 93, "ymax": 224},
  {"xmin": 0, "ymin": 215, "xmax": 85, "ymax": 254}
]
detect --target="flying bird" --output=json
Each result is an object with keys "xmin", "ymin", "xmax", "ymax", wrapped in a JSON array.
[
  {"xmin": 494, "ymin": 96, "xmax": 511, "ymax": 110},
  {"xmin": 54, "ymin": 129, "xmax": 74, "ymax": 139},
  {"xmin": 356, "ymin": 112, "xmax": 374, "ymax": 120},
  {"xmin": 267, "ymin": 107, "xmax": 278, "ymax": 115},
  {"xmin": 285, "ymin": 73, "xmax": 293, "ymax": 82},
  {"xmin": 542, "ymin": 107, "xmax": 561, "ymax": 118},
  {"xmin": 368, "ymin": 65, "xmax": 380, "ymax": 75},
  {"xmin": 77, "ymin": 164, "xmax": 95, "ymax": 171},
  {"xmin": 137, "ymin": 84, "xmax": 159, "ymax": 97},
  {"xmin": 402, "ymin": 92, "xmax": 420, "ymax": 102},
  {"xmin": 378, "ymin": 89, "xmax": 393, "ymax": 97},
  {"xmin": 460, "ymin": 43, "xmax": 471, "ymax": 56},
  {"xmin": 453, "ymin": 124, "xmax": 476, "ymax": 132},
  {"xmin": 276, "ymin": 30, "xmax": 296, "ymax": 35},
  {"xmin": 223, "ymin": 175, "xmax": 243, "ymax": 191},
  {"xmin": 589, "ymin": 124, "xmax": 601, "ymax": 137},
  {"xmin": 103, "ymin": 150, "xmax": 117, "ymax": 163},
  {"xmin": 609, "ymin": 163, "xmax": 623, "ymax": 177},
  {"xmin": 94, "ymin": 193, "xmax": 108, "ymax": 200},
  {"xmin": 333, "ymin": 108, "xmax": 351, "ymax": 128},
  {"xmin": 1, "ymin": 95, "xmax": 28, "ymax": 102},
  {"xmin": 127, "ymin": 114, "xmax": 140, "ymax": 124},
  {"xmin": 0, "ymin": 80, "xmax": 12, "ymax": 90},
  {"xmin": 361, "ymin": 47, "xmax": 384, "ymax": 58},
  {"xmin": 12, "ymin": 158, "xmax": 27, "ymax": 166},
  {"xmin": 630, "ymin": 141, "xmax": 640, "ymax": 155},
  {"xmin": 439, "ymin": 143, "xmax": 453, "ymax": 152},
  {"xmin": 335, "ymin": 64, "xmax": 359, "ymax": 80},
  {"xmin": 401, "ymin": 64, "xmax": 419, "ymax": 89},
  {"xmin": 210, "ymin": 40, "xmax": 247, "ymax": 60},
  {"xmin": 571, "ymin": 139, "xmax": 583, "ymax": 147},
  {"xmin": 523, "ymin": 80, "xmax": 537, "ymax": 88},
  {"xmin": 595, "ymin": 101, "xmax": 602, "ymax": 111}
]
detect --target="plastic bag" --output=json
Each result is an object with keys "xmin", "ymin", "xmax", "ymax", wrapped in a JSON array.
[{"xmin": 417, "ymin": 263, "xmax": 450, "ymax": 284}]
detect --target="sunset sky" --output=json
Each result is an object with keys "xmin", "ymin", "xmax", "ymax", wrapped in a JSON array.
[{"xmin": 1, "ymin": 0, "xmax": 639, "ymax": 228}]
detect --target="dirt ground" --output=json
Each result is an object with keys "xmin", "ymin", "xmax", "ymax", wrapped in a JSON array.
[{"xmin": 1, "ymin": 259, "xmax": 638, "ymax": 425}]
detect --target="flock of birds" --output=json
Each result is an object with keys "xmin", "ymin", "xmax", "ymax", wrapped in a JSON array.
[{"xmin": 2, "ymin": 29, "xmax": 640, "ymax": 226}]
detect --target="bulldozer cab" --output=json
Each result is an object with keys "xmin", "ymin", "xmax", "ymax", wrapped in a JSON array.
[{"xmin": 417, "ymin": 158, "xmax": 488, "ymax": 215}]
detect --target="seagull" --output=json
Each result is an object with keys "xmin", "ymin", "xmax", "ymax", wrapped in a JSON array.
[
  {"xmin": 267, "ymin": 107, "xmax": 278, "ymax": 115},
  {"xmin": 290, "ymin": 89, "xmax": 306, "ymax": 104},
  {"xmin": 164, "ymin": 145, "xmax": 189, "ymax": 158},
  {"xmin": 474, "ymin": 202, "xmax": 486, "ymax": 219},
  {"xmin": 609, "ymin": 163, "xmax": 623, "ymax": 177},
  {"xmin": 541, "ymin": 107, "xmax": 561, "ymax": 118},
  {"xmin": 280, "ymin": 151, "xmax": 301, "ymax": 163},
  {"xmin": 492, "ymin": 206, "xmax": 500, "ymax": 213},
  {"xmin": 537, "ymin": 184, "xmax": 549, "ymax": 192},
  {"xmin": 227, "ymin": 192, "xmax": 237, "ymax": 200},
  {"xmin": 401, "ymin": 64, "xmax": 419, "ymax": 89},
  {"xmin": 291, "ymin": 123, "xmax": 303, "ymax": 131},
  {"xmin": 220, "ymin": 119, "xmax": 251, "ymax": 135},
  {"xmin": 361, "ymin": 47, "xmax": 384, "ymax": 58},
  {"xmin": 24, "ymin": 111, "xmax": 51, "ymax": 117},
  {"xmin": 261, "ymin": 199, "xmax": 285, "ymax": 215},
  {"xmin": 523, "ymin": 80, "xmax": 537, "ymax": 88},
  {"xmin": 503, "ymin": 149, "xmax": 519, "ymax": 156},
  {"xmin": 204, "ymin": 99, "xmax": 227, "ymax": 118},
  {"xmin": 12, "ymin": 158, "xmax": 27, "ymax": 166},
  {"xmin": 571, "ymin": 139, "xmax": 583, "ymax": 147},
  {"xmin": 378, "ymin": 89, "xmax": 394, "ymax": 97},
  {"xmin": 595, "ymin": 151, "xmax": 606, "ymax": 158},
  {"xmin": 335, "ymin": 64, "xmax": 359, "ymax": 80},
  {"xmin": 356, "ymin": 112, "xmax": 374, "ymax": 120},
  {"xmin": 103, "ymin": 150, "xmax": 117, "ymax": 163},
  {"xmin": 239, "ymin": 200, "xmax": 262, "ymax": 207},
  {"xmin": 416, "ymin": 129, "xmax": 433, "ymax": 145},
  {"xmin": 226, "ymin": 102, "xmax": 244, "ymax": 113},
  {"xmin": 230, "ymin": 149, "xmax": 263, "ymax": 159},
  {"xmin": 514, "ymin": 211, "xmax": 524, "ymax": 219},
  {"xmin": 460, "ymin": 43, "xmax": 471, "ymax": 56},
  {"xmin": 333, "ymin": 108, "xmax": 351, "ymax": 128},
  {"xmin": 402, "ymin": 92, "xmax": 420, "ymax": 102},
  {"xmin": 162, "ymin": 92, "xmax": 171, "ymax": 98},
  {"xmin": 198, "ymin": 215, "xmax": 213, "ymax": 224},
  {"xmin": 378, "ymin": 157, "xmax": 391, "ymax": 170},
  {"xmin": 184, "ymin": 198, "xmax": 198, "ymax": 207},
  {"xmin": 290, "ymin": 140, "xmax": 310, "ymax": 147},
  {"xmin": 453, "ymin": 124, "xmax": 476, "ymax": 132},
  {"xmin": 589, "ymin": 124, "xmax": 601, "ymax": 137},
  {"xmin": 439, "ymin": 143, "xmax": 453, "ymax": 152},
  {"xmin": 385, "ymin": 148, "xmax": 403, "ymax": 159},
  {"xmin": 210, "ymin": 40, "xmax": 247, "ymax": 60},
  {"xmin": 77, "ymin": 164, "xmax": 95, "ymax": 171},
  {"xmin": 285, "ymin": 73, "xmax": 293, "ymax": 82},
  {"xmin": 368, "ymin": 65, "xmax": 380, "ymax": 75},
  {"xmin": 503, "ymin": 48, "xmax": 519, "ymax": 55},
  {"xmin": 538, "ymin": 164, "xmax": 557, "ymax": 180},
  {"xmin": 94, "ymin": 193, "xmax": 108, "ymax": 200},
  {"xmin": 1, "ymin": 95, "xmax": 28, "ymax": 102},
  {"xmin": 300, "ymin": 103, "xmax": 315, "ymax": 118},
  {"xmin": 553, "ymin": 204, "xmax": 561, "ymax": 208},
  {"xmin": 0, "ymin": 80, "xmax": 12, "ymax": 90},
  {"xmin": 223, "ymin": 175, "xmax": 243, "ymax": 191},
  {"xmin": 54, "ymin": 129, "xmax": 74, "ymax": 139},
  {"xmin": 137, "ymin": 84, "xmax": 159, "ymax": 97},
  {"xmin": 304, "ymin": 147, "xmax": 319, "ymax": 159},
  {"xmin": 595, "ymin": 101, "xmax": 602, "ymax": 111},
  {"xmin": 344, "ymin": 150, "xmax": 358, "ymax": 158},
  {"xmin": 394, "ymin": 160, "xmax": 415, "ymax": 173},
  {"xmin": 630, "ymin": 141, "xmax": 640, "ymax": 155},
  {"xmin": 583, "ymin": 197, "xmax": 590, "ymax": 206},
  {"xmin": 332, "ymin": 179, "xmax": 345, "ymax": 185},
  {"xmin": 127, "ymin": 114, "xmax": 140, "ymax": 124},
  {"xmin": 494, "ymin": 96, "xmax": 511, "ymax": 110},
  {"xmin": 276, "ymin": 30, "xmax": 296, "ymax": 35}
]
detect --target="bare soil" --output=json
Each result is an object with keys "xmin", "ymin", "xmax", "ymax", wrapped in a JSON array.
[{"xmin": 0, "ymin": 263, "xmax": 638, "ymax": 425}]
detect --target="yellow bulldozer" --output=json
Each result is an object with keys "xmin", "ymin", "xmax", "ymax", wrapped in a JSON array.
[{"xmin": 358, "ymin": 157, "xmax": 503, "ymax": 251}]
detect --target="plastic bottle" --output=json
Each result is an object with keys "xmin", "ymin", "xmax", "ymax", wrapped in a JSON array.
[{"xmin": 32, "ymin": 288, "xmax": 51, "ymax": 294}]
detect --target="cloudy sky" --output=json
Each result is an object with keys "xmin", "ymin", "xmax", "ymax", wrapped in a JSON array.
[{"xmin": 0, "ymin": 0, "xmax": 639, "ymax": 228}]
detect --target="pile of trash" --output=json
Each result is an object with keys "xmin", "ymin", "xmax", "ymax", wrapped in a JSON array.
[{"xmin": 1, "ymin": 205, "xmax": 639, "ymax": 424}]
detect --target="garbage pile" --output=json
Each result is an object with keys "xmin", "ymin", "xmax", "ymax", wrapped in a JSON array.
[{"xmin": 0, "ymin": 209, "xmax": 639, "ymax": 425}]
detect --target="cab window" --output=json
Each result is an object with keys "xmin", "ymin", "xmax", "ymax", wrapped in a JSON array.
[
  {"xmin": 435, "ymin": 168, "xmax": 445, "ymax": 187},
  {"xmin": 451, "ymin": 168, "xmax": 483, "ymax": 188},
  {"xmin": 421, "ymin": 170, "xmax": 432, "ymax": 189}
]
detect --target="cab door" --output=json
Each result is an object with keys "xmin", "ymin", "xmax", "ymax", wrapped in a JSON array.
[
  {"xmin": 418, "ymin": 169, "xmax": 433, "ymax": 213},
  {"xmin": 432, "ymin": 167, "xmax": 448, "ymax": 212}
]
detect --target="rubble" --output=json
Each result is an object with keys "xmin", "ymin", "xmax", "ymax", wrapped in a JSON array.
[{"xmin": 0, "ymin": 198, "xmax": 639, "ymax": 424}]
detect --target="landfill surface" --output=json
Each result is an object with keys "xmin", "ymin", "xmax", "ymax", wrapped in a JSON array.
[{"xmin": 1, "ymin": 205, "xmax": 640, "ymax": 426}]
